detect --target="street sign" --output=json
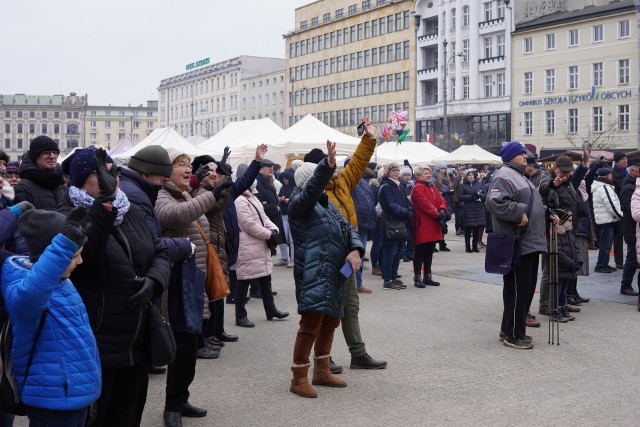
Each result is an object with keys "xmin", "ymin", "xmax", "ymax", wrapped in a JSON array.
[{"xmin": 186, "ymin": 58, "xmax": 210, "ymax": 70}]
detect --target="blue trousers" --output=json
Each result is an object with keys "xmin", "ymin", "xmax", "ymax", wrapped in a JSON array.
[
  {"xmin": 595, "ymin": 224, "xmax": 615, "ymax": 269},
  {"xmin": 26, "ymin": 406, "xmax": 88, "ymax": 427},
  {"xmin": 382, "ymin": 240, "xmax": 403, "ymax": 282}
]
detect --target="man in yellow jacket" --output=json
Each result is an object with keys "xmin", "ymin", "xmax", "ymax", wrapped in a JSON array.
[{"xmin": 303, "ymin": 117, "xmax": 387, "ymax": 371}]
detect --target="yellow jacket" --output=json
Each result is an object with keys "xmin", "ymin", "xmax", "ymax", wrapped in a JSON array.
[{"xmin": 325, "ymin": 134, "xmax": 377, "ymax": 228}]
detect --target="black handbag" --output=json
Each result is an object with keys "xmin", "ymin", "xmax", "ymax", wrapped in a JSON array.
[
  {"xmin": 247, "ymin": 199, "xmax": 279, "ymax": 249},
  {"xmin": 384, "ymin": 220, "xmax": 408, "ymax": 241},
  {"xmin": 147, "ymin": 304, "xmax": 176, "ymax": 367}
]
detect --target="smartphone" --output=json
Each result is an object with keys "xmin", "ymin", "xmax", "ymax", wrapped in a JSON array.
[
  {"xmin": 356, "ymin": 122, "xmax": 365, "ymax": 136},
  {"xmin": 340, "ymin": 262, "xmax": 353, "ymax": 278}
]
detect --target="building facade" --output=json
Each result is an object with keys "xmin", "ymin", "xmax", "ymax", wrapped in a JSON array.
[
  {"xmin": 85, "ymin": 101, "xmax": 157, "ymax": 150},
  {"xmin": 414, "ymin": 0, "xmax": 512, "ymax": 152},
  {"xmin": 239, "ymin": 69, "xmax": 286, "ymax": 128},
  {"xmin": 0, "ymin": 92, "xmax": 87, "ymax": 161},
  {"xmin": 284, "ymin": 0, "xmax": 416, "ymax": 139},
  {"xmin": 157, "ymin": 56, "xmax": 285, "ymax": 138},
  {"xmin": 512, "ymin": 0, "xmax": 638, "ymax": 155}
]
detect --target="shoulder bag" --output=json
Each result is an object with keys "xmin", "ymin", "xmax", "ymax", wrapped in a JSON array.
[
  {"xmin": 246, "ymin": 199, "xmax": 279, "ymax": 250},
  {"xmin": 379, "ymin": 183, "xmax": 408, "ymax": 241},
  {"xmin": 485, "ymin": 186, "xmax": 534, "ymax": 275},
  {"xmin": 195, "ymin": 221, "xmax": 231, "ymax": 301}
]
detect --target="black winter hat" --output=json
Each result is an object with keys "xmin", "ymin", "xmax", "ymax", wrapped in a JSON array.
[
  {"xmin": 304, "ymin": 148, "xmax": 327, "ymax": 164},
  {"xmin": 368, "ymin": 162, "xmax": 377, "ymax": 170},
  {"xmin": 613, "ymin": 151, "xmax": 627, "ymax": 163},
  {"xmin": 18, "ymin": 209, "xmax": 87, "ymax": 262},
  {"xmin": 128, "ymin": 146, "xmax": 173, "ymax": 178},
  {"xmin": 191, "ymin": 155, "xmax": 216, "ymax": 174},
  {"xmin": 62, "ymin": 146, "xmax": 113, "ymax": 188},
  {"xmin": 28, "ymin": 136, "xmax": 59, "ymax": 161}
]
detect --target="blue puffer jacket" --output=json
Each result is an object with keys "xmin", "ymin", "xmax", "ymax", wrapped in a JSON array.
[
  {"xmin": 289, "ymin": 159, "xmax": 364, "ymax": 317},
  {"xmin": 378, "ymin": 176, "xmax": 411, "ymax": 221},
  {"xmin": 351, "ymin": 178, "xmax": 376, "ymax": 231},
  {"xmin": 2, "ymin": 234, "xmax": 101, "ymax": 410}
]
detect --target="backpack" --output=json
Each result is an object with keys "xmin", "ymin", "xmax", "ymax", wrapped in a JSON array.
[{"xmin": 0, "ymin": 309, "xmax": 48, "ymax": 415}]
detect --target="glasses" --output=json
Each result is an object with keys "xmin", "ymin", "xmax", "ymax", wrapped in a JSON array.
[
  {"xmin": 174, "ymin": 163, "xmax": 192, "ymax": 170},
  {"xmin": 390, "ymin": 168, "xmax": 400, "ymax": 172},
  {"xmin": 40, "ymin": 150, "xmax": 59, "ymax": 157}
]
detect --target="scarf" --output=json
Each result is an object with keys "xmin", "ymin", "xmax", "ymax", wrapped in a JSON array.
[{"xmin": 68, "ymin": 186, "xmax": 131, "ymax": 225}]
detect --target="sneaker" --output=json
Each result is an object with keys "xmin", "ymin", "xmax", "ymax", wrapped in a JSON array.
[
  {"xmin": 357, "ymin": 286, "xmax": 372, "ymax": 294},
  {"xmin": 273, "ymin": 259, "xmax": 288, "ymax": 267},
  {"xmin": 566, "ymin": 295, "xmax": 582, "ymax": 306},
  {"xmin": 594, "ymin": 266, "xmax": 615, "ymax": 273},
  {"xmin": 550, "ymin": 310, "xmax": 569, "ymax": 323},
  {"xmin": 350, "ymin": 353, "xmax": 387, "ymax": 369},
  {"xmin": 503, "ymin": 337, "xmax": 533, "ymax": 349},
  {"xmin": 286, "ymin": 260, "xmax": 295, "ymax": 268},
  {"xmin": 383, "ymin": 281, "xmax": 402, "ymax": 290},
  {"xmin": 561, "ymin": 306, "xmax": 576, "ymax": 321},
  {"xmin": 499, "ymin": 331, "xmax": 533, "ymax": 344},
  {"xmin": 197, "ymin": 347, "xmax": 221, "ymax": 359},
  {"xmin": 526, "ymin": 314, "xmax": 540, "ymax": 328},
  {"xmin": 392, "ymin": 279, "xmax": 407, "ymax": 289},
  {"xmin": 329, "ymin": 357, "xmax": 343, "ymax": 374}
]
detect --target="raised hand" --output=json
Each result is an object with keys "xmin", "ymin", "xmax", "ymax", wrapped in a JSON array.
[
  {"xmin": 194, "ymin": 164, "xmax": 210, "ymax": 181},
  {"xmin": 326, "ymin": 140, "xmax": 337, "ymax": 167},
  {"xmin": 221, "ymin": 146, "xmax": 231, "ymax": 164},
  {"xmin": 255, "ymin": 144, "xmax": 268, "ymax": 162},
  {"xmin": 361, "ymin": 117, "xmax": 375, "ymax": 138},
  {"xmin": 62, "ymin": 206, "xmax": 89, "ymax": 246},
  {"xmin": 94, "ymin": 148, "xmax": 118, "ymax": 203}
]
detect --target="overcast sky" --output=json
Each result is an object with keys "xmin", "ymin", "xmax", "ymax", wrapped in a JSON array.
[{"xmin": 1, "ymin": 0, "xmax": 309, "ymax": 106}]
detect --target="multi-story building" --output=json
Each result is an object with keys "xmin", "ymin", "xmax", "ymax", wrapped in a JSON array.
[
  {"xmin": 241, "ymin": 69, "xmax": 286, "ymax": 129},
  {"xmin": 157, "ymin": 56, "xmax": 285, "ymax": 138},
  {"xmin": 512, "ymin": 0, "xmax": 638, "ymax": 155},
  {"xmin": 284, "ymin": 0, "xmax": 416, "ymax": 139},
  {"xmin": 414, "ymin": 0, "xmax": 512, "ymax": 151},
  {"xmin": 85, "ymin": 101, "xmax": 157, "ymax": 150},
  {"xmin": 0, "ymin": 92, "xmax": 87, "ymax": 161}
]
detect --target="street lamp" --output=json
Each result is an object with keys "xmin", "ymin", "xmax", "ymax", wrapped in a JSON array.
[
  {"xmin": 442, "ymin": 39, "xmax": 461, "ymax": 149},
  {"xmin": 412, "ymin": 10, "xmax": 421, "ymax": 141}
]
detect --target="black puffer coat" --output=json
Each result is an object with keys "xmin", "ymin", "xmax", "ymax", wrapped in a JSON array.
[
  {"xmin": 63, "ymin": 200, "xmax": 171, "ymax": 368},
  {"xmin": 458, "ymin": 178, "xmax": 486, "ymax": 227},
  {"xmin": 14, "ymin": 155, "xmax": 66, "ymax": 210},
  {"xmin": 556, "ymin": 225, "xmax": 584, "ymax": 279},
  {"xmin": 256, "ymin": 173, "xmax": 285, "ymax": 243},
  {"xmin": 289, "ymin": 159, "xmax": 364, "ymax": 317}
]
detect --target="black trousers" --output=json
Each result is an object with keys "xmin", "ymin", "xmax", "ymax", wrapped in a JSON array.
[
  {"xmin": 201, "ymin": 299, "xmax": 225, "ymax": 341},
  {"xmin": 235, "ymin": 275, "xmax": 276, "ymax": 320},
  {"xmin": 94, "ymin": 361, "xmax": 148, "ymax": 427},
  {"xmin": 413, "ymin": 242, "xmax": 435, "ymax": 279},
  {"xmin": 165, "ymin": 330, "xmax": 198, "ymax": 412},
  {"xmin": 502, "ymin": 252, "xmax": 539, "ymax": 339},
  {"xmin": 464, "ymin": 226, "xmax": 478, "ymax": 250},
  {"xmin": 614, "ymin": 222, "xmax": 624, "ymax": 266}
]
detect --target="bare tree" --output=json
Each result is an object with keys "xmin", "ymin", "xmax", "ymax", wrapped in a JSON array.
[{"xmin": 561, "ymin": 119, "xmax": 622, "ymax": 151}]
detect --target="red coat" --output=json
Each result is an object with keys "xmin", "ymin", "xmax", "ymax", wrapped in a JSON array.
[{"xmin": 411, "ymin": 179, "xmax": 448, "ymax": 245}]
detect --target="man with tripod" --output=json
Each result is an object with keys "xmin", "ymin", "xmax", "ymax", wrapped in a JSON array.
[{"xmin": 486, "ymin": 142, "xmax": 555, "ymax": 349}]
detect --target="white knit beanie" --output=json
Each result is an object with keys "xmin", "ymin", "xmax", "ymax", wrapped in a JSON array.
[
  {"xmin": 399, "ymin": 166, "xmax": 412, "ymax": 178},
  {"xmin": 294, "ymin": 162, "xmax": 318, "ymax": 189},
  {"xmin": 165, "ymin": 147, "xmax": 189, "ymax": 164}
]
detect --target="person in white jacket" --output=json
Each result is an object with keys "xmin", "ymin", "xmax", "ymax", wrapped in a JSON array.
[
  {"xmin": 233, "ymin": 182, "xmax": 289, "ymax": 327},
  {"xmin": 591, "ymin": 167, "xmax": 623, "ymax": 273}
]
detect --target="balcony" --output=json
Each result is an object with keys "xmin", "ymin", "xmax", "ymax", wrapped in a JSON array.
[
  {"xmin": 478, "ymin": 17, "xmax": 505, "ymax": 35},
  {"xmin": 418, "ymin": 66, "xmax": 438, "ymax": 80},
  {"xmin": 478, "ymin": 56, "xmax": 506, "ymax": 72},
  {"xmin": 418, "ymin": 31, "xmax": 439, "ymax": 47}
]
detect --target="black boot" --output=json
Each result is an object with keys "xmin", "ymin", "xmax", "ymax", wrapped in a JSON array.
[
  {"xmin": 267, "ymin": 309, "xmax": 289, "ymax": 320},
  {"xmin": 414, "ymin": 276, "xmax": 425, "ymax": 288},
  {"xmin": 423, "ymin": 274, "xmax": 440, "ymax": 286},
  {"xmin": 163, "ymin": 410, "xmax": 182, "ymax": 427},
  {"xmin": 439, "ymin": 242, "xmax": 451, "ymax": 252}
]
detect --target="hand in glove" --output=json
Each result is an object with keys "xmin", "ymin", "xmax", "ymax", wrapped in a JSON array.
[
  {"xmin": 194, "ymin": 164, "xmax": 210, "ymax": 181},
  {"xmin": 268, "ymin": 229, "xmax": 279, "ymax": 247},
  {"xmin": 574, "ymin": 262, "xmax": 583, "ymax": 271},
  {"xmin": 213, "ymin": 181, "xmax": 233, "ymax": 200},
  {"xmin": 215, "ymin": 161, "xmax": 232, "ymax": 177},
  {"xmin": 94, "ymin": 148, "xmax": 118, "ymax": 203},
  {"xmin": 221, "ymin": 146, "xmax": 231, "ymax": 164},
  {"xmin": 438, "ymin": 209, "xmax": 447, "ymax": 220},
  {"xmin": 127, "ymin": 277, "xmax": 161, "ymax": 312},
  {"xmin": 62, "ymin": 206, "xmax": 89, "ymax": 247}
]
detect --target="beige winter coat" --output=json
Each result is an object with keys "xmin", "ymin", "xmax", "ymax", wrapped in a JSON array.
[
  {"xmin": 155, "ymin": 181, "xmax": 218, "ymax": 319},
  {"xmin": 234, "ymin": 189, "xmax": 278, "ymax": 280}
]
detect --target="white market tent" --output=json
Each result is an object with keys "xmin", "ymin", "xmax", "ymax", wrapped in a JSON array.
[
  {"xmin": 187, "ymin": 135, "xmax": 206, "ymax": 145},
  {"xmin": 374, "ymin": 141, "xmax": 448, "ymax": 165},
  {"xmin": 113, "ymin": 127, "xmax": 214, "ymax": 163},
  {"xmin": 254, "ymin": 114, "xmax": 361, "ymax": 166},
  {"xmin": 199, "ymin": 118, "xmax": 283, "ymax": 163},
  {"xmin": 108, "ymin": 137, "xmax": 135, "ymax": 157},
  {"xmin": 434, "ymin": 144, "xmax": 502, "ymax": 165}
]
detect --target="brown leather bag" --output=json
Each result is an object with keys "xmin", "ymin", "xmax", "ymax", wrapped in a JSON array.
[{"xmin": 195, "ymin": 222, "xmax": 230, "ymax": 301}]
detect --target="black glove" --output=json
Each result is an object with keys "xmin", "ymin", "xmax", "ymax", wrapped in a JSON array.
[
  {"xmin": 94, "ymin": 148, "xmax": 118, "ymax": 203},
  {"xmin": 215, "ymin": 161, "xmax": 232, "ymax": 177},
  {"xmin": 127, "ymin": 277, "xmax": 160, "ymax": 312},
  {"xmin": 194, "ymin": 164, "xmax": 210, "ymax": 181},
  {"xmin": 62, "ymin": 206, "xmax": 89, "ymax": 246},
  {"xmin": 404, "ymin": 159, "xmax": 410, "ymax": 167},
  {"xmin": 221, "ymin": 146, "xmax": 231, "ymax": 164},
  {"xmin": 268, "ymin": 229, "xmax": 279, "ymax": 247},
  {"xmin": 438, "ymin": 209, "xmax": 447, "ymax": 220},
  {"xmin": 574, "ymin": 262, "xmax": 583, "ymax": 271},
  {"xmin": 213, "ymin": 181, "xmax": 233, "ymax": 199}
]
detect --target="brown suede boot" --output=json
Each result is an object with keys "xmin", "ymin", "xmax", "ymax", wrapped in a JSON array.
[
  {"xmin": 290, "ymin": 364, "xmax": 318, "ymax": 398},
  {"xmin": 311, "ymin": 355, "xmax": 347, "ymax": 387}
]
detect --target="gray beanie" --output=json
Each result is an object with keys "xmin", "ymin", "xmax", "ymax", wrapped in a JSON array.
[
  {"xmin": 235, "ymin": 163, "xmax": 249, "ymax": 180},
  {"xmin": 18, "ymin": 209, "xmax": 86, "ymax": 262},
  {"xmin": 436, "ymin": 161, "xmax": 447, "ymax": 171},
  {"xmin": 128, "ymin": 145, "xmax": 173, "ymax": 178},
  {"xmin": 399, "ymin": 166, "xmax": 412, "ymax": 178},
  {"xmin": 294, "ymin": 162, "xmax": 318, "ymax": 189}
]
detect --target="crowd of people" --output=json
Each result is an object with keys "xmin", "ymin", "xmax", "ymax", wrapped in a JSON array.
[{"xmin": 0, "ymin": 126, "xmax": 639, "ymax": 425}]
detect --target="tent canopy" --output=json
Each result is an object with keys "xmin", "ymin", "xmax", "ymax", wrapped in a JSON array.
[
  {"xmin": 108, "ymin": 137, "xmax": 135, "ymax": 157},
  {"xmin": 434, "ymin": 144, "xmax": 502, "ymax": 165},
  {"xmin": 374, "ymin": 142, "xmax": 448, "ymax": 165},
  {"xmin": 187, "ymin": 135, "xmax": 206, "ymax": 145},
  {"xmin": 113, "ymin": 127, "xmax": 214, "ymax": 163}
]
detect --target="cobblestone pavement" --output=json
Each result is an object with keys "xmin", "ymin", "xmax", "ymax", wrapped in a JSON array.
[{"xmin": 18, "ymin": 234, "xmax": 640, "ymax": 426}]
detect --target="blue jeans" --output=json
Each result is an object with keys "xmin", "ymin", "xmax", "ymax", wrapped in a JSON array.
[
  {"xmin": 557, "ymin": 278, "xmax": 569, "ymax": 307},
  {"xmin": 382, "ymin": 240, "xmax": 403, "ymax": 282},
  {"xmin": 279, "ymin": 215, "xmax": 294, "ymax": 261},
  {"xmin": 370, "ymin": 227, "xmax": 383, "ymax": 268},
  {"xmin": 596, "ymin": 224, "xmax": 615, "ymax": 269},
  {"xmin": 26, "ymin": 406, "xmax": 88, "ymax": 427},
  {"xmin": 355, "ymin": 228, "xmax": 369, "ymax": 287}
]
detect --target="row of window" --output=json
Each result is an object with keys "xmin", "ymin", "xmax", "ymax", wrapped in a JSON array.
[
  {"xmin": 291, "ymin": 10, "xmax": 411, "ymax": 58},
  {"xmin": 523, "ymin": 60, "xmax": 630, "ymax": 94},
  {"xmin": 90, "ymin": 133, "xmax": 140, "ymax": 142},
  {"xmin": 523, "ymin": 20, "xmax": 630, "ymax": 53},
  {"xmin": 3, "ymin": 123, "xmax": 79, "ymax": 134},
  {"xmin": 291, "ymin": 41, "xmax": 410, "ymax": 82},
  {"xmin": 4, "ymin": 138, "xmax": 79, "ymax": 151},
  {"xmin": 88, "ymin": 110, "xmax": 153, "ymax": 117},
  {"xmin": 164, "ymin": 72, "xmax": 241, "ymax": 103},
  {"xmin": 290, "ymin": 102, "xmax": 410, "ymax": 128},
  {"xmin": 2, "ymin": 111, "xmax": 79, "ymax": 119},
  {"xmin": 302, "ymin": 0, "xmax": 388, "ymax": 29},
  {"xmin": 441, "ymin": 3, "xmax": 504, "ymax": 32},
  {"xmin": 522, "ymin": 105, "xmax": 630, "ymax": 135},
  {"xmin": 290, "ymin": 72, "xmax": 410, "ymax": 106},
  {"xmin": 89, "ymin": 121, "xmax": 146, "ymax": 129},
  {"xmin": 169, "ymin": 94, "xmax": 248, "ymax": 120}
]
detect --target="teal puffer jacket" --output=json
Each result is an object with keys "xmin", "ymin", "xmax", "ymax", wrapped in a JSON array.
[{"xmin": 289, "ymin": 159, "xmax": 364, "ymax": 317}]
